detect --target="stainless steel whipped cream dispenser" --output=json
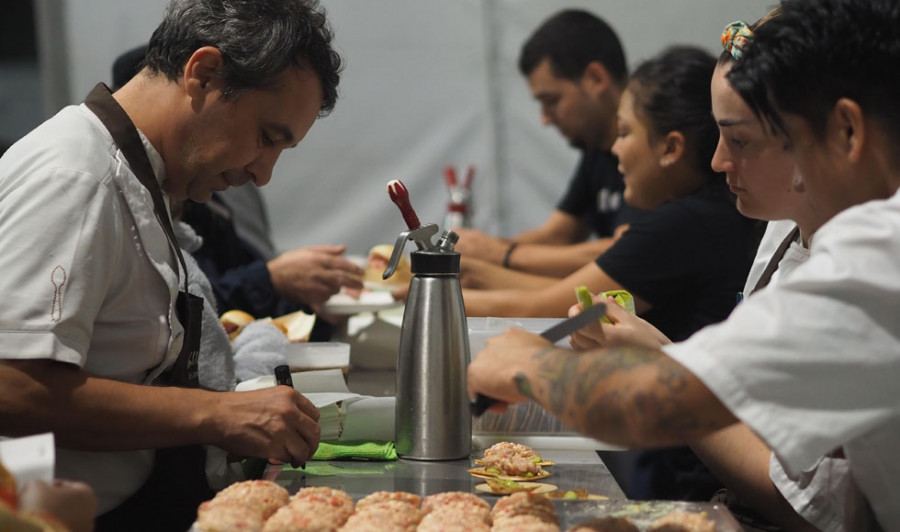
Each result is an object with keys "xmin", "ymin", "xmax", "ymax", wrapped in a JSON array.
[{"xmin": 383, "ymin": 180, "xmax": 471, "ymax": 460}]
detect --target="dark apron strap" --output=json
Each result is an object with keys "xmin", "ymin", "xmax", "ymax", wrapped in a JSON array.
[
  {"xmin": 84, "ymin": 83, "xmax": 201, "ymax": 387},
  {"xmin": 84, "ymin": 84, "xmax": 213, "ymax": 529},
  {"xmin": 750, "ymin": 225, "xmax": 801, "ymax": 295}
]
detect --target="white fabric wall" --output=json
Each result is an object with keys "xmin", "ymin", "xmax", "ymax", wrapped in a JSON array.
[{"xmin": 55, "ymin": 0, "xmax": 771, "ymax": 256}]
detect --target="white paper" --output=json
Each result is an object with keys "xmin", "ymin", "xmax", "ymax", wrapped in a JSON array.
[
  {"xmin": 0, "ymin": 433, "xmax": 55, "ymax": 485},
  {"xmin": 235, "ymin": 368, "xmax": 350, "ymax": 394},
  {"xmin": 235, "ymin": 369, "xmax": 396, "ymax": 442}
]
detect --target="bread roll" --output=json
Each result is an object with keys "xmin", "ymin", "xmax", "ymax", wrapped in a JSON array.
[
  {"xmin": 363, "ymin": 244, "xmax": 412, "ymax": 286},
  {"xmin": 270, "ymin": 310, "xmax": 316, "ymax": 343},
  {"xmin": 220, "ymin": 310, "xmax": 255, "ymax": 341}
]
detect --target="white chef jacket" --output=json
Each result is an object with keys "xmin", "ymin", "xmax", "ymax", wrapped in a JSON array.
[
  {"xmin": 664, "ymin": 190, "xmax": 900, "ymax": 531},
  {"xmin": 739, "ymin": 221, "xmax": 854, "ymax": 530},
  {"xmin": 0, "ymin": 103, "xmax": 184, "ymax": 513}
]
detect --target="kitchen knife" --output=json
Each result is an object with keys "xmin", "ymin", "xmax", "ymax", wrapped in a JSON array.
[{"xmin": 470, "ymin": 303, "xmax": 607, "ymax": 417}]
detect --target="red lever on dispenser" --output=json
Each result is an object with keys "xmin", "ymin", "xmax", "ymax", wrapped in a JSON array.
[{"xmin": 387, "ymin": 179, "xmax": 422, "ymax": 230}]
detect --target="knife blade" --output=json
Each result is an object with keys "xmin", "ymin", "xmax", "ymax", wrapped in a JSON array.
[{"xmin": 470, "ymin": 303, "xmax": 607, "ymax": 417}]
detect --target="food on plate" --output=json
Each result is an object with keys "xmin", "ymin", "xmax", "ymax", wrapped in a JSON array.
[
  {"xmin": 0, "ymin": 462, "xmax": 16, "ymax": 510},
  {"xmin": 421, "ymin": 491, "xmax": 491, "ymax": 523},
  {"xmin": 469, "ymin": 466, "xmax": 551, "ymax": 482},
  {"xmin": 492, "ymin": 514, "xmax": 562, "ymax": 532},
  {"xmin": 290, "ymin": 486, "xmax": 355, "ymax": 523},
  {"xmin": 208, "ymin": 480, "xmax": 289, "ymax": 521},
  {"xmin": 339, "ymin": 500, "xmax": 422, "ymax": 532},
  {"xmin": 220, "ymin": 309, "xmax": 256, "ymax": 341},
  {"xmin": 544, "ymin": 489, "xmax": 607, "ymax": 501},
  {"xmin": 270, "ymin": 310, "xmax": 316, "ymax": 343},
  {"xmin": 363, "ymin": 244, "xmax": 412, "ymax": 287},
  {"xmin": 196, "ymin": 500, "xmax": 264, "ymax": 532},
  {"xmin": 477, "ymin": 478, "xmax": 557, "ymax": 496},
  {"xmin": 355, "ymin": 491, "xmax": 420, "ymax": 510},
  {"xmin": 220, "ymin": 309, "xmax": 316, "ymax": 343},
  {"xmin": 477, "ymin": 442, "xmax": 553, "ymax": 471},
  {"xmin": 263, "ymin": 501, "xmax": 345, "ymax": 532},
  {"xmin": 491, "ymin": 492, "xmax": 559, "ymax": 526},
  {"xmin": 568, "ymin": 515, "xmax": 640, "ymax": 532},
  {"xmin": 0, "ymin": 464, "xmax": 72, "ymax": 532},
  {"xmin": 647, "ymin": 510, "xmax": 716, "ymax": 532},
  {"xmin": 421, "ymin": 491, "xmax": 492, "ymax": 527},
  {"xmin": 417, "ymin": 508, "xmax": 491, "ymax": 532}
]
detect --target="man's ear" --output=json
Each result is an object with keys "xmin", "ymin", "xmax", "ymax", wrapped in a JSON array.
[
  {"xmin": 659, "ymin": 131, "xmax": 686, "ymax": 167},
  {"xmin": 183, "ymin": 46, "xmax": 225, "ymax": 98},
  {"xmin": 581, "ymin": 61, "xmax": 612, "ymax": 96},
  {"xmin": 830, "ymin": 98, "xmax": 865, "ymax": 164}
]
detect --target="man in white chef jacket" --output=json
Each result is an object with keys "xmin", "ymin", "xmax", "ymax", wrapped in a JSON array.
[{"xmin": 0, "ymin": 0, "xmax": 341, "ymax": 529}]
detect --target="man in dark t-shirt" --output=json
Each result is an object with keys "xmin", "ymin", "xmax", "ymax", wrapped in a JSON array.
[{"xmin": 455, "ymin": 10, "xmax": 644, "ymax": 278}]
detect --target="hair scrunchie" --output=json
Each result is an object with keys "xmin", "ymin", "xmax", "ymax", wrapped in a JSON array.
[{"xmin": 721, "ymin": 21, "xmax": 753, "ymax": 60}]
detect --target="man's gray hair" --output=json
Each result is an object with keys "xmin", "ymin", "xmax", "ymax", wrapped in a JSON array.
[{"xmin": 144, "ymin": 0, "xmax": 342, "ymax": 116}]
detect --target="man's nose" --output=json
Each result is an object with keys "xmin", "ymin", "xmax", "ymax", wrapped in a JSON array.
[{"xmin": 246, "ymin": 150, "xmax": 281, "ymax": 187}]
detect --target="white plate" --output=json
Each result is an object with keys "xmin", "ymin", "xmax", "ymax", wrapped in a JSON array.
[
  {"xmin": 363, "ymin": 281, "xmax": 407, "ymax": 292},
  {"xmin": 321, "ymin": 291, "xmax": 403, "ymax": 315}
]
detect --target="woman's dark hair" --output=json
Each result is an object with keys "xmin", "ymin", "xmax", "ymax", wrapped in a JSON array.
[
  {"xmin": 628, "ymin": 46, "xmax": 720, "ymax": 180},
  {"xmin": 518, "ymin": 9, "xmax": 627, "ymax": 86},
  {"xmin": 728, "ymin": 0, "xmax": 900, "ymax": 143},
  {"xmin": 143, "ymin": 0, "xmax": 342, "ymax": 116}
]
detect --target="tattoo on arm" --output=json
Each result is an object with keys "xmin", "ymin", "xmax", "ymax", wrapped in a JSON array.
[
  {"xmin": 528, "ymin": 345, "xmax": 725, "ymax": 445},
  {"xmin": 513, "ymin": 372, "xmax": 534, "ymax": 400}
]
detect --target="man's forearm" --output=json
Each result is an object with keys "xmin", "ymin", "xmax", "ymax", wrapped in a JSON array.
[
  {"xmin": 513, "ymin": 346, "xmax": 736, "ymax": 447},
  {"xmin": 0, "ymin": 360, "xmax": 215, "ymax": 451},
  {"xmin": 506, "ymin": 239, "xmax": 617, "ymax": 278},
  {"xmin": 461, "ymin": 257, "xmax": 557, "ymax": 290}
]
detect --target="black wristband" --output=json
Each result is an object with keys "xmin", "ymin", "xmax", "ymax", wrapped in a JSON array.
[{"xmin": 502, "ymin": 243, "xmax": 519, "ymax": 269}]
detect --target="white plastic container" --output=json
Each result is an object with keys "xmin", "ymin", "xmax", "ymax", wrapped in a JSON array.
[
  {"xmin": 284, "ymin": 342, "xmax": 351, "ymax": 374},
  {"xmin": 467, "ymin": 317, "xmax": 567, "ymax": 358}
]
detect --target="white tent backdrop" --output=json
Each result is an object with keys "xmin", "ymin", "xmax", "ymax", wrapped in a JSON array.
[{"xmin": 52, "ymin": 0, "xmax": 772, "ymax": 256}]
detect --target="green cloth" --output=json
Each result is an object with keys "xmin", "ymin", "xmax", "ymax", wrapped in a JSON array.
[{"xmin": 311, "ymin": 440, "xmax": 397, "ymax": 461}]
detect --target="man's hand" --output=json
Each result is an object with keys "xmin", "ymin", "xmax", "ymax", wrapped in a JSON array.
[
  {"xmin": 568, "ymin": 296, "xmax": 671, "ymax": 350},
  {"xmin": 452, "ymin": 228, "xmax": 509, "ymax": 265},
  {"xmin": 466, "ymin": 328, "xmax": 553, "ymax": 413},
  {"xmin": 267, "ymin": 245, "xmax": 364, "ymax": 305},
  {"xmin": 211, "ymin": 386, "xmax": 321, "ymax": 467}
]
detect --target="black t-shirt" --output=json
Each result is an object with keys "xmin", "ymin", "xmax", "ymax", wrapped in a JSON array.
[
  {"xmin": 556, "ymin": 149, "xmax": 642, "ymax": 237},
  {"xmin": 597, "ymin": 183, "xmax": 759, "ymax": 342}
]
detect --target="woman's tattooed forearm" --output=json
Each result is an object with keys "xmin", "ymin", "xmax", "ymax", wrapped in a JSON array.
[{"xmin": 528, "ymin": 345, "xmax": 717, "ymax": 444}]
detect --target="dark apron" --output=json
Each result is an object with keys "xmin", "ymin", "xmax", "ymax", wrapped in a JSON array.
[
  {"xmin": 84, "ymin": 83, "xmax": 214, "ymax": 531},
  {"xmin": 749, "ymin": 225, "xmax": 801, "ymax": 295}
]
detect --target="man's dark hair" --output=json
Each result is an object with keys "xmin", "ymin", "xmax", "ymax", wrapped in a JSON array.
[
  {"xmin": 628, "ymin": 46, "xmax": 720, "ymax": 181},
  {"xmin": 518, "ymin": 9, "xmax": 627, "ymax": 85},
  {"xmin": 728, "ymin": 0, "xmax": 900, "ymax": 142},
  {"xmin": 112, "ymin": 43, "xmax": 149, "ymax": 90},
  {"xmin": 143, "ymin": 0, "xmax": 342, "ymax": 116}
]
